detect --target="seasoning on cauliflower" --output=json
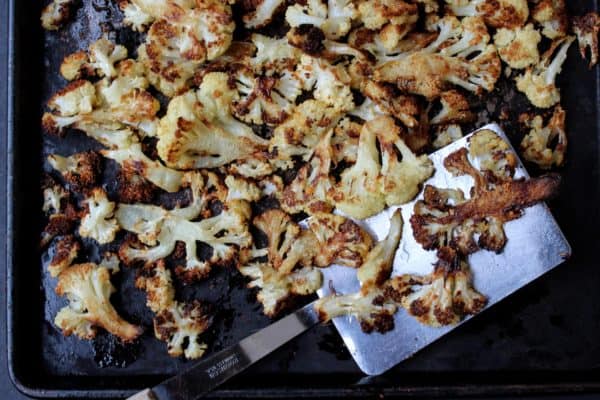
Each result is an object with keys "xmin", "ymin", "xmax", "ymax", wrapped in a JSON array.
[
  {"xmin": 79, "ymin": 188, "xmax": 120, "ymax": 245},
  {"xmin": 285, "ymin": 0, "xmax": 358, "ymax": 40},
  {"xmin": 280, "ymin": 131, "xmax": 335, "ymax": 214},
  {"xmin": 60, "ymin": 37, "xmax": 128, "ymax": 80},
  {"xmin": 387, "ymin": 246, "xmax": 487, "ymax": 326},
  {"xmin": 411, "ymin": 147, "xmax": 561, "ymax": 254},
  {"xmin": 519, "ymin": 105, "xmax": 567, "ymax": 169},
  {"xmin": 468, "ymin": 129, "xmax": 517, "ymax": 181},
  {"xmin": 515, "ymin": 36, "xmax": 574, "ymax": 109},
  {"xmin": 117, "ymin": 173, "xmax": 252, "ymax": 281},
  {"xmin": 531, "ymin": 0, "xmax": 568, "ymax": 39},
  {"xmin": 48, "ymin": 235, "xmax": 80, "ymax": 277},
  {"xmin": 431, "ymin": 90, "xmax": 474, "ymax": 125},
  {"xmin": 446, "ymin": 0, "xmax": 529, "ymax": 29},
  {"xmin": 494, "ymin": 24, "xmax": 542, "ymax": 70},
  {"xmin": 54, "ymin": 261, "xmax": 142, "ymax": 342},
  {"xmin": 47, "ymin": 151, "xmax": 101, "ymax": 192},
  {"xmin": 573, "ymin": 12, "xmax": 600, "ymax": 69},
  {"xmin": 433, "ymin": 124, "xmax": 463, "ymax": 149},
  {"xmin": 136, "ymin": 262, "xmax": 213, "ymax": 359},
  {"xmin": 356, "ymin": 209, "xmax": 403, "ymax": 289},
  {"xmin": 157, "ymin": 72, "xmax": 269, "ymax": 170},
  {"xmin": 242, "ymin": 0, "xmax": 285, "ymax": 28},
  {"xmin": 41, "ymin": 0, "xmax": 78, "ymax": 30},
  {"xmin": 308, "ymin": 213, "xmax": 374, "ymax": 268}
]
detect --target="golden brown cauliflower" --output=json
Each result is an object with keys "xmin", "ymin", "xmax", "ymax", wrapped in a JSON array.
[
  {"xmin": 573, "ymin": 12, "xmax": 600, "ymax": 68},
  {"xmin": 48, "ymin": 235, "xmax": 80, "ymax": 278},
  {"xmin": 41, "ymin": 0, "xmax": 78, "ymax": 30},
  {"xmin": 447, "ymin": 0, "xmax": 529, "ymax": 29},
  {"xmin": 531, "ymin": 0, "xmax": 569, "ymax": 39},
  {"xmin": 519, "ymin": 106, "xmax": 567, "ymax": 169},
  {"xmin": 494, "ymin": 24, "xmax": 542, "ymax": 69},
  {"xmin": 78, "ymin": 188, "xmax": 120, "ymax": 245}
]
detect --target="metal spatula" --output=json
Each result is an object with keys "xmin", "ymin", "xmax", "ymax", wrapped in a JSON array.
[{"xmin": 127, "ymin": 123, "xmax": 570, "ymax": 400}]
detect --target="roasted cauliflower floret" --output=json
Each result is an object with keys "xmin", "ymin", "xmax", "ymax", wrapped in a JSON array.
[
  {"xmin": 411, "ymin": 147, "xmax": 561, "ymax": 254},
  {"xmin": 433, "ymin": 124, "xmax": 463, "ymax": 149},
  {"xmin": 531, "ymin": 0, "xmax": 568, "ymax": 39},
  {"xmin": 494, "ymin": 24, "xmax": 542, "ymax": 69},
  {"xmin": 573, "ymin": 12, "xmax": 600, "ymax": 69},
  {"xmin": 447, "ymin": 0, "xmax": 529, "ymax": 29},
  {"xmin": 285, "ymin": 0, "xmax": 358, "ymax": 40},
  {"xmin": 54, "ymin": 262, "xmax": 142, "ymax": 342},
  {"xmin": 47, "ymin": 151, "xmax": 101, "ymax": 192},
  {"xmin": 519, "ymin": 106, "xmax": 567, "ymax": 169},
  {"xmin": 515, "ymin": 36, "xmax": 574, "ymax": 108},
  {"xmin": 358, "ymin": 81, "xmax": 422, "ymax": 129},
  {"xmin": 43, "ymin": 180, "xmax": 69, "ymax": 215},
  {"xmin": 117, "ymin": 173, "xmax": 253, "ymax": 281},
  {"xmin": 308, "ymin": 213, "xmax": 374, "ymax": 268},
  {"xmin": 358, "ymin": 0, "xmax": 418, "ymax": 48},
  {"xmin": 331, "ymin": 118, "xmax": 361, "ymax": 164},
  {"xmin": 224, "ymin": 175, "xmax": 262, "ymax": 202},
  {"xmin": 330, "ymin": 118, "xmax": 385, "ymax": 219},
  {"xmin": 242, "ymin": 0, "xmax": 285, "ymax": 28},
  {"xmin": 375, "ymin": 116, "xmax": 434, "ymax": 206},
  {"xmin": 254, "ymin": 209, "xmax": 318, "ymax": 275},
  {"xmin": 60, "ymin": 37, "xmax": 128, "ymax": 80},
  {"xmin": 41, "ymin": 177, "xmax": 80, "ymax": 248},
  {"xmin": 250, "ymin": 34, "xmax": 301, "ymax": 73},
  {"xmin": 48, "ymin": 235, "xmax": 80, "ymax": 277},
  {"xmin": 356, "ymin": 209, "xmax": 403, "ymax": 288},
  {"xmin": 280, "ymin": 131, "xmax": 335, "ymax": 214},
  {"xmin": 41, "ymin": 0, "xmax": 78, "ymax": 30},
  {"xmin": 135, "ymin": 261, "xmax": 176, "ymax": 314},
  {"xmin": 47, "ymin": 80, "xmax": 97, "ymax": 117},
  {"xmin": 314, "ymin": 285, "xmax": 397, "ymax": 333},
  {"xmin": 79, "ymin": 188, "xmax": 120, "ymax": 245},
  {"xmin": 157, "ymin": 72, "xmax": 268, "ymax": 169},
  {"xmin": 387, "ymin": 247, "xmax": 487, "ymax": 326},
  {"xmin": 431, "ymin": 90, "xmax": 474, "ymax": 125},
  {"xmin": 468, "ymin": 129, "xmax": 517, "ymax": 181}
]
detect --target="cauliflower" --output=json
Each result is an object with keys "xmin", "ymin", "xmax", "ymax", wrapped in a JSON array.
[
  {"xmin": 519, "ymin": 106, "xmax": 567, "ymax": 169},
  {"xmin": 47, "ymin": 151, "xmax": 101, "ymax": 192},
  {"xmin": 253, "ymin": 209, "xmax": 318, "ymax": 275},
  {"xmin": 231, "ymin": 67, "xmax": 303, "ymax": 125},
  {"xmin": 375, "ymin": 116, "xmax": 435, "ymax": 207},
  {"xmin": 48, "ymin": 235, "xmax": 80, "ymax": 277},
  {"xmin": 136, "ymin": 262, "xmax": 213, "ymax": 359},
  {"xmin": 250, "ymin": 34, "xmax": 302, "ymax": 74},
  {"xmin": 331, "ymin": 118, "xmax": 361, "ymax": 164},
  {"xmin": 42, "ymin": 179, "xmax": 69, "ymax": 215},
  {"xmin": 411, "ymin": 147, "xmax": 561, "ymax": 254},
  {"xmin": 224, "ymin": 175, "xmax": 262, "ymax": 202},
  {"xmin": 54, "ymin": 261, "xmax": 142, "ymax": 342},
  {"xmin": 469, "ymin": 129, "xmax": 517, "ymax": 181},
  {"xmin": 279, "ymin": 131, "xmax": 335, "ymax": 214},
  {"xmin": 136, "ymin": 0, "xmax": 235, "ymax": 96},
  {"xmin": 285, "ymin": 0, "xmax": 358, "ymax": 40},
  {"xmin": 308, "ymin": 213, "xmax": 374, "ymax": 268},
  {"xmin": 356, "ymin": 209, "xmax": 403, "ymax": 288},
  {"xmin": 78, "ymin": 188, "xmax": 120, "ymax": 245},
  {"xmin": 41, "ymin": 177, "xmax": 80, "ymax": 248},
  {"xmin": 156, "ymin": 72, "xmax": 269, "ymax": 169},
  {"xmin": 47, "ymin": 80, "xmax": 97, "ymax": 116},
  {"xmin": 358, "ymin": 80, "xmax": 421, "ymax": 128},
  {"xmin": 387, "ymin": 247, "xmax": 487, "ymax": 326},
  {"xmin": 314, "ymin": 285, "xmax": 397, "ymax": 333},
  {"xmin": 531, "ymin": 0, "xmax": 568, "ymax": 39},
  {"xmin": 357, "ymin": 0, "xmax": 418, "ymax": 48},
  {"xmin": 494, "ymin": 24, "xmax": 542, "ymax": 70},
  {"xmin": 446, "ymin": 0, "xmax": 529, "ymax": 29},
  {"xmin": 431, "ymin": 90, "xmax": 474, "ymax": 125},
  {"xmin": 515, "ymin": 36, "xmax": 574, "ymax": 108},
  {"xmin": 41, "ymin": 0, "xmax": 77, "ymax": 30},
  {"xmin": 270, "ymin": 100, "xmax": 342, "ymax": 164},
  {"xmin": 242, "ymin": 0, "xmax": 285, "ymax": 28},
  {"xmin": 432, "ymin": 124, "xmax": 463, "ymax": 149},
  {"xmin": 239, "ymin": 260, "xmax": 322, "ymax": 317},
  {"xmin": 60, "ymin": 37, "xmax": 128, "ymax": 80},
  {"xmin": 117, "ymin": 173, "xmax": 252, "ymax": 281},
  {"xmin": 227, "ymin": 158, "xmax": 274, "ymax": 179},
  {"xmin": 573, "ymin": 12, "xmax": 600, "ymax": 69},
  {"xmin": 330, "ymin": 118, "xmax": 386, "ymax": 219}
]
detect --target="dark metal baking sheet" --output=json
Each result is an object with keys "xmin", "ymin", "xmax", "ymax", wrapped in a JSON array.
[{"xmin": 6, "ymin": 0, "xmax": 600, "ymax": 398}]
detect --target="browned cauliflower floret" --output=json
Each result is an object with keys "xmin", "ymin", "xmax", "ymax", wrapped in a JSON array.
[
  {"xmin": 357, "ymin": 0, "xmax": 418, "ymax": 48},
  {"xmin": 241, "ymin": 0, "xmax": 285, "ymax": 28},
  {"xmin": 447, "ymin": 0, "xmax": 529, "ymax": 29},
  {"xmin": 41, "ymin": 177, "xmax": 80, "ymax": 248},
  {"xmin": 136, "ymin": 262, "xmax": 213, "ymax": 359},
  {"xmin": 519, "ymin": 105, "xmax": 567, "ymax": 169},
  {"xmin": 432, "ymin": 124, "xmax": 463, "ymax": 149},
  {"xmin": 253, "ymin": 209, "xmax": 318, "ymax": 275},
  {"xmin": 279, "ymin": 131, "xmax": 335, "ymax": 215},
  {"xmin": 573, "ymin": 12, "xmax": 600, "ymax": 69},
  {"xmin": 531, "ymin": 0, "xmax": 569, "ymax": 39},
  {"xmin": 41, "ymin": 0, "xmax": 78, "ymax": 30},
  {"xmin": 494, "ymin": 24, "xmax": 542, "ymax": 69},
  {"xmin": 431, "ymin": 90, "xmax": 474, "ymax": 125},
  {"xmin": 331, "ymin": 118, "xmax": 361, "ymax": 164},
  {"xmin": 356, "ymin": 209, "xmax": 403, "ymax": 288},
  {"xmin": 308, "ymin": 213, "xmax": 374, "ymax": 268},
  {"xmin": 54, "ymin": 261, "xmax": 142, "ymax": 342},
  {"xmin": 60, "ymin": 37, "xmax": 128, "ymax": 80},
  {"xmin": 249, "ymin": 34, "xmax": 302, "ymax": 74},
  {"xmin": 285, "ymin": 0, "xmax": 358, "ymax": 40},
  {"xmin": 157, "ymin": 72, "xmax": 269, "ymax": 170},
  {"xmin": 387, "ymin": 247, "xmax": 487, "ymax": 326},
  {"xmin": 48, "ymin": 235, "xmax": 80, "ymax": 277},
  {"xmin": 78, "ymin": 188, "xmax": 120, "ymax": 245},
  {"xmin": 515, "ymin": 36, "xmax": 574, "ymax": 108},
  {"xmin": 411, "ymin": 146, "xmax": 561, "ymax": 254},
  {"xmin": 47, "ymin": 151, "xmax": 101, "ymax": 192},
  {"xmin": 468, "ymin": 129, "xmax": 517, "ymax": 181},
  {"xmin": 356, "ymin": 81, "xmax": 422, "ymax": 129}
]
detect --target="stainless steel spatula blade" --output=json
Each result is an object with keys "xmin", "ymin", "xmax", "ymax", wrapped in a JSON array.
[{"xmin": 317, "ymin": 123, "xmax": 571, "ymax": 375}]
